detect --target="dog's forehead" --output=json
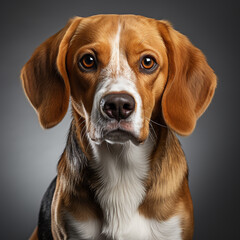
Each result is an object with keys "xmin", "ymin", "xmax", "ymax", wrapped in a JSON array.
[{"xmin": 71, "ymin": 15, "xmax": 163, "ymax": 49}]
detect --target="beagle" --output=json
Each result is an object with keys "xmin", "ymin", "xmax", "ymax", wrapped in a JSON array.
[{"xmin": 22, "ymin": 14, "xmax": 216, "ymax": 240}]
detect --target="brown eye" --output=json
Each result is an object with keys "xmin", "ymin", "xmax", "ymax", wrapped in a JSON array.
[
  {"xmin": 141, "ymin": 57, "xmax": 154, "ymax": 69},
  {"xmin": 79, "ymin": 54, "xmax": 96, "ymax": 71},
  {"xmin": 140, "ymin": 55, "xmax": 158, "ymax": 73}
]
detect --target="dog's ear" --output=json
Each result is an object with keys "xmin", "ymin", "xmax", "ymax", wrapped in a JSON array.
[
  {"xmin": 158, "ymin": 21, "xmax": 217, "ymax": 136},
  {"xmin": 21, "ymin": 17, "xmax": 82, "ymax": 128}
]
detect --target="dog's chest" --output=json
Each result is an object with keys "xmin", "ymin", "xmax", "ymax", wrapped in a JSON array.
[
  {"xmin": 66, "ymin": 212, "xmax": 182, "ymax": 240},
  {"xmin": 65, "ymin": 141, "xmax": 182, "ymax": 239}
]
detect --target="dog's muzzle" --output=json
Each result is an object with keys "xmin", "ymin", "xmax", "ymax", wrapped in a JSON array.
[{"xmin": 99, "ymin": 93, "xmax": 138, "ymax": 144}]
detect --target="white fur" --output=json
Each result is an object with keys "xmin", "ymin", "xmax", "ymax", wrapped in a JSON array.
[
  {"xmin": 90, "ymin": 138, "xmax": 153, "ymax": 238},
  {"xmin": 66, "ymin": 211, "xmax": 182, "ymax": 240},
  {"xmin": 149, "ymin": 216, "xmax": 182, "ymax": 240},
  {"xmin": 65, "ymin": 212, "xmax": 101, "ymax": 240},
  {"xmin": 86, "ymin": 127, "xmax": 182, "ymax": 240}
]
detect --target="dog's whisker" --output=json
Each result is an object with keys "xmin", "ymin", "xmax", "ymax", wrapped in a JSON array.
[
  {"xmin": 94, "ymin": 118, "xmax": 101, "ymax": 127},
  {"xmin": 144, "ymin": 117, "xmax": 168, "ymax": 128},
  {"xmin": 117, "ymin": 144, "xmax": 125, "ymax": 160},
  {"xmin": 80, "ymin": 125, "xmax": 87, "ymax": 138},
  {"xmin": 78, "ymin": 121, "xmax": 86, "ymax": 130},
  {"xmin": 149, "ymin": 131, "xmax": 156, "ymax": 145},
  {"xmin": 76, "ymin": 116, "xmax": 86, "ymax": 126},
  {"xmin": 106, "ymin": 142, "xmax": 111, "ymax": 154},
  {"xmin": 149, "ymin": 122, "xmax": 157, "ymax": 139},
  {"xmin": 76, "ymin": 116, "xmax": 86, "ymax": 128},
  {"xmin": 85, "ymin": 141, "xmax": 91, "ymax": 154},
  {"xmin": 100, "ymin": 126, "xmax": 105, "ymax": 139},
  {"xmin": 77, "ymin": 116, "xmax": 83, "ymax": 123},
  {"xmin": 82, "ymin": 129, "xmax": 88, "ymax": 140}
]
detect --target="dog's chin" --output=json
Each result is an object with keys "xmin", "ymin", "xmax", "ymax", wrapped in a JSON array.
[
  {"xmin": 104, "ymin": 129, "xmax": 140, "ymax": 145},
  {"xmin": 90, "ymin": 129, "xmax": 142, "ymax": 146}
]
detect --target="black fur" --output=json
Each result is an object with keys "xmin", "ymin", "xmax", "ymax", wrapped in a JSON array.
[
  {"xmin": 38, "ymin": 177, "xmax": 56, "ymax": 240},
  {"xmin": 37, "ymin": 124, "xmax": 88, "ymax": 239},
  {"xmin": 66, "ymin": 123, "xmax": 88, "ymax": 172}
]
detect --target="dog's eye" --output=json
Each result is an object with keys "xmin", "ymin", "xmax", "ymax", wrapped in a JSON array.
[
  {"xmin": 140, "ymin": 56, "xmax": 158, "ymax": 73},
  {"xmin": 79, "ymin": 54, "xmax": 96, "ymax": 71}
]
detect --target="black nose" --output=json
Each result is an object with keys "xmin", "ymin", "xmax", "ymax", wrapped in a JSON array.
[{"xmin": 102, "ymin": 94, "xmax": 135, "ymax": 121}]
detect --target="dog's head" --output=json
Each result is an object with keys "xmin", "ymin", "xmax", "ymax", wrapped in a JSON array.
[{"xmin": 21, "ymin": 15, "xmax": 216, "ymax": 145}]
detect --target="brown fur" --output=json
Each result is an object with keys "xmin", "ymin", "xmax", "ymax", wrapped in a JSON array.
[
  {"xmin": 159, "ymin": 21, "xmax": 216, "ymax": 135},
  {"xmin": 21, "ymin": 15, "xmax": 216, "ymax": 240},
  {"xmin": 29, "ymin": 227, "xmax": 38, "ymax": 240},
  {"xmin": 139, "ymin": 127, "xmax": 194, "ymax": 239},
  {"xmin": 21, "ymin": 17, "xmax": 82, "ymax": 128}
]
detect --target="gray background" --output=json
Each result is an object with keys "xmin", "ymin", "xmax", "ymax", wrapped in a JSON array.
[{"xmin": 1, "ymin": 0, "xmax": 239, "ymax": 239}]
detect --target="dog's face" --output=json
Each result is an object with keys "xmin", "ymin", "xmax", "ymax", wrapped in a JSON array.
[
  {"xmin": 21, "ymin": 15, "xmax": 216, "ymax": 144},
  {"xmin": 67, "ymin": 16, "xmax": 168, "ymax": 144}
]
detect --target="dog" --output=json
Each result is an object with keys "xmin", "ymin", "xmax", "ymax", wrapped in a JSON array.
[{"xmin": 21, "ymin": 14, "xmax": 216, "ymax": 240}]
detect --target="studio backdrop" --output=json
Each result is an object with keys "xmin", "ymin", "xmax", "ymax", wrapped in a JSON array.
[{"xmin": 0, "ymin": 0, "xmax": 239, "ymax": 239}]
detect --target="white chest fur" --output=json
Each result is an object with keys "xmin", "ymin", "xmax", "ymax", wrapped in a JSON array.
[
  {"xmin": 90, "ymin": 139, "xmax": 152, "ymax": 237},
  {"xmin": 66, "ymin": 212, "xmax": 182, "ymax": 240},
  {"xmin": 65, "ymin": 138, "xmax": 183, "ymax": 239}
]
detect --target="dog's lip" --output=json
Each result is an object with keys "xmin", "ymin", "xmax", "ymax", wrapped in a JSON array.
[
  {"xmin": 105, "ymin": 129, "xmax": 131, "ymax": 138},
  {"xmin": 89, "ymin": 121, "xmax": 144, "ymax": 145},
  {"xmin": 103, "ymin": 128, "xmax": 141, "ymax": 145}
]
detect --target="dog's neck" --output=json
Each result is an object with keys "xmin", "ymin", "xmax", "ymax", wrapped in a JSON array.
[
  {"xmin": 59, "ymin": 114, "xmax": 187, "ymax": 236},
  {"xmin": 63, "ymin": 115, "xmax": 156, "ymax": 236},
  {"xmin": 89, "ymin": 137, "xmax": 154, "ymax": 236}
]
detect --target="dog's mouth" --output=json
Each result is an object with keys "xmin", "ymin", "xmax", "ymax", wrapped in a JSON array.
[
  {"xmin": 103, "ymin": 129, "xmax": 140, "ymax": 144},
  {"xmin": 89, "ymin": 121, "xmax": 142, "ymax": 145}
]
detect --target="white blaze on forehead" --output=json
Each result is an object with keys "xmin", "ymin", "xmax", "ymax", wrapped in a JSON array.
[{"xmin": 110, "ymin": 24, "xmax": 121, "ymax": 74}]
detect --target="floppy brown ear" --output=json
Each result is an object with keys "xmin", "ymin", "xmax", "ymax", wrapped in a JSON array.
[
  {"xmin": 21, "ymin": 17, "xmax": 82, "ymax": 128},
  {"xmin": 158, "ymin": 21, "xmax": 217, "ymax": 136}
]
